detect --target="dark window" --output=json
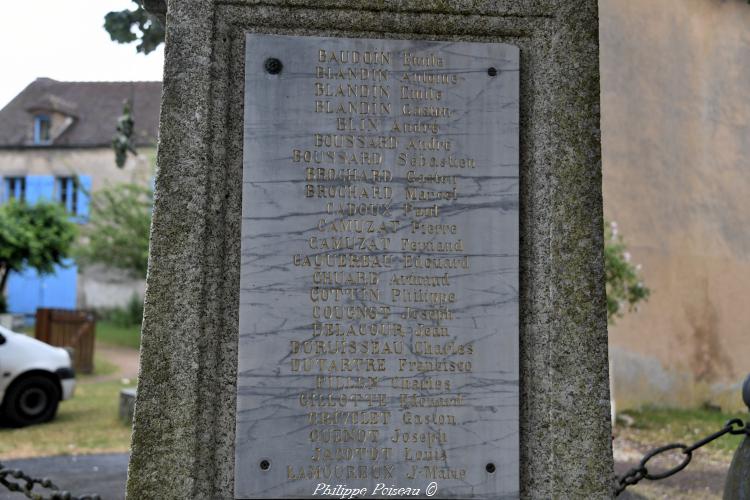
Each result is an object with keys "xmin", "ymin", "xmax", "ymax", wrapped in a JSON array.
[
  {"xmin": 34, "ymin": 115, "xmax": 51, "ymax": 145},
  {"xmin": 5, "ymin": 177, "xmax": 26, "ymax": 202},
  {"xmin": 57, "ymin": 177, "xmax": 78, "ymax": 213}
]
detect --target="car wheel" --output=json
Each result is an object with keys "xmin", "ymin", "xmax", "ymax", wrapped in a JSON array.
[{"xmin": 2, "ymin": 375, "xmax": 60, "ymax": 427}]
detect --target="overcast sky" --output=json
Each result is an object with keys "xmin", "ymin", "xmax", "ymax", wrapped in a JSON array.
[{"xmin": 0, "ymin": 1, "xmax": 165, "ymax": 109}]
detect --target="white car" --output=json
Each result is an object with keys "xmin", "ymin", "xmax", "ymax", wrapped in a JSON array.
[{"xmin": 0, "ymin": 325, "xmax": 76, "ymax": 426}]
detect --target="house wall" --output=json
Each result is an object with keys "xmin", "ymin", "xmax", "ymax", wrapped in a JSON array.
[
  {"xmin": 600, "ymin": 0, "xmax": 750, "ymax": 410},
  {"xmin": 0, "ymin": 147, "xmax": 154, "ymax": 312},
  {"xmin": 0, "ymin": 146, "xmax": 154, "ymax": 191}
]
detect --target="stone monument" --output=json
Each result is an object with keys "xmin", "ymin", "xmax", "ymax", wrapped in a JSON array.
[{"xmin": 128, "ymin": 1, "xmax": 613, "ymax": 498}]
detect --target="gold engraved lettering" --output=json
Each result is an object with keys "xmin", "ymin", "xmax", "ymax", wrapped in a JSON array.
[
  {"xmin": 390, "ymin": 376, "xmax": 452, "ymax": 391},
  {"xmin": 402, "ymin": 410, "xmax": 456, "ymax": 426},
  {"xmin": 389, "ymin": 272, "xmax": 450, "ymax": 287},
  {"xmin": 390, "ymin": 288, "xmax": 456, "ymax": 304},
  {"xmin": 307, "ymin": 410, "xmax": 390, "ymax": 426},
  {"xmin": 410, "ymin": 220, "xmax": 457, "ymax": 235},
  {"xmin": 399, "ymin": 306, "xmax": 453, "ymax": 321},
  {"xmin": 401, "ymin": 52, "xmax": 444, "ymax": 68},
  {"xmin": 413, "ymin": 340, "xmax": 473, "ymax": 356},
  {"xmin": 391, "ymin": 120, "xmax": 439, "ymax": 134},
  {"xmin": 311, "ymin": 321, "xmax": 405, "ymax": 338},
  {"xmin": 315, "ymin": 66, "xmax": 389, "ymax": 81},
  {"xmin": 399, "ymin": 392, "xmax": 467, "ymax": 408},
  {"xmin": 406, "ymin": 465, "xmax": 466, "ymax": 481},
  {"xmin": 400, "ymin": 85, "xmax": 443, "ymax": 101},
  {"xmin": 400, "ymin": 238, "xmax": 464, "ymax": 253},
  {"xmin": 291, "ymin": 358, "xmax": 387, "ymax": 373},
  {"xmin": 315, "ymin": 83, "xmax": 391, "ymax": 98},
  {"xmin": 312, "ymin": 446, "xmax": 393, "ymax": 461},
  {"xmin": 397, "ymin": 152, "xmax": 475, "ymax": 168},
  {"xmin": 315, "ymin": 100, "xmax": 391, "ymax": 115},
  {"xmin": 390, "ymin": 428, "xmax": 447, "ymax": 448},
  {"xmin": 405, "ymin": 186, "xmax": 458, "ymax": 201},
  {"xmin": 291, "ymin": 339, "xmax": 403, "ymax": 355},
  {"xmin": 319, "ymin": 49, "xmax": 392, "ymax": 65},
  {"xmin": 287, "ymin": 463, "xmax": 394, "ymax": 480},
  {"xmin": 414, "ymin": 324, "xmax": 450, "ymax": 337},
  {"xmin": 313, "ymin": 134, "xmax": 397, "ymax": 150},
  {"xmin": 404, "ymin": 447, "xmax": 448, "ymax": 461}
]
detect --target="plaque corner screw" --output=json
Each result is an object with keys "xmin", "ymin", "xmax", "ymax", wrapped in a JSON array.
[
  {"xmin": 259, "ymin": 459, "xmax": 271, "ymax": 471},
  {"xmin": 487, "ymin": 67, "xmax": 498, "ymax": 77},
  {"xmin": 264, "ymin": 58, "xmax": 283, "ymax": 75}
]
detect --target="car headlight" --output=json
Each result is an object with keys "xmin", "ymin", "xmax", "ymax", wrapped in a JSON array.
[{"xmin": 63, "ymin": 347, "xmax": 75, "ymax": 362}]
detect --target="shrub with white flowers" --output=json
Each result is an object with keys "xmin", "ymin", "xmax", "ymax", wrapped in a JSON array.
[{"xmin": 604, "ymin": 221, "xmax": 650, "ymax": 323}]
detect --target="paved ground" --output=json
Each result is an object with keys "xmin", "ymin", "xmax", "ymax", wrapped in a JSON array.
[{"xmin": 0, "ymin": 453, "xmax": 128, "ymax": 500}]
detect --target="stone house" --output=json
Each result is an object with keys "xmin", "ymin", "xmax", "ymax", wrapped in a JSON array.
[{"xmin": 0, "ymin": 78, "xmax": 161, "ymax": 318}]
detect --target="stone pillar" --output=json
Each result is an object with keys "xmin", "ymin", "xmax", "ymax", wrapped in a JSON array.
[{"xmin": 127, "ymin": 1, "xmax": 613, "ymax": 498}]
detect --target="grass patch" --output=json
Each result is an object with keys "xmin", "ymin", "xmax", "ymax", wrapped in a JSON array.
[
  {"xmin": 617, "ymin": 406, "xmax": 749, "ymax": 456},
  {"xmin": 96, "ymin": 321, "xmax": 140, "ymax": 349},
  {"xmin": 89, "ymin": 353, "xmax": 119, "ymax": 377},
  {"xmin": 0, "ymin": 379, "xmax": 134, "ymax": 459}
]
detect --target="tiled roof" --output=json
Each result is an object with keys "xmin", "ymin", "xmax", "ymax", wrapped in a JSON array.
[{"xmin": 0, "ymin": 78, "xmax": 161, "ymax": 148}]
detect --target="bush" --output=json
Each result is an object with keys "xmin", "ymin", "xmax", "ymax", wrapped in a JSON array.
[
  {"xmin": 97, "ymin": 293, "xmax": 144, "ymax": 327},
  {"xmin": 605, "ymin": 221, "xmax": 650, "ymax": 323}
]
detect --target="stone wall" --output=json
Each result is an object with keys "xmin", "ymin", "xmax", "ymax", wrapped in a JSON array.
[
  {"xmin": 0, "ymin": 147, "xmax": 154, "ymax": 192},
  {"xmin": 600, "ymin": 0, "xmax": 750, "ymax": 410}
]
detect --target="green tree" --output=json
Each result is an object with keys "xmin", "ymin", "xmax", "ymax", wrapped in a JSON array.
[
  {"xmin": 605, "ymin": 221, "xmax": 650, "ymax": 323},
  {"xmin": 0, "ymin": 200, "xmax": 77, "ymax": 313},
  {"xmin": 104, "ymin": 0, "xmax": 165, "ymax": 55},
  {"xmin": 76, "ymin": 184, "xmax": 152, "ymax": 278}
]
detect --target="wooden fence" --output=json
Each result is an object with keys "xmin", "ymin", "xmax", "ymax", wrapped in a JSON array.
[{"xmin": 35, "ymin": 308, "xmax": 96, "ymax": 374}]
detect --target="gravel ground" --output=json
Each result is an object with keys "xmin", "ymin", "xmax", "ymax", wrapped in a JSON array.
[{"xmin": 614, "ymin": 435, "xmax": 733, "ymax": 499}]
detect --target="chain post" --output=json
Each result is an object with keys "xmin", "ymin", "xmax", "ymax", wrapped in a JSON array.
[{"xmin": 723, "ymin": 374, "xmax": 750, "ymax": 500}]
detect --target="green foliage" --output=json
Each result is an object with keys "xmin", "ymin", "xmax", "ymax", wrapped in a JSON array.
[
  {"xmin": 76, "ymin": 184, "xmax": 152, "ymax": 278},
  {"xmin": 0, "ymin": 200, "xmax": 77, "ymax": 312},
  {"xmin": 104, "ymin": 0, "xmax": 165, "ymax": 55},
  {"xmin": 605, "ymin": 221, "xmax": 650, "ymax": 323},
  {"xmin": 113, "ymin": 100, "xmax": 138, "ymax": 168},
  {"xmin": 98, "ymin": 293, "xmax": 144, "ymax": 328}
]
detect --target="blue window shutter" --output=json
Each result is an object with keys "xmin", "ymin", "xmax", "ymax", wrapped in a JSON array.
[
  {"xmin": 25, "ymin": 175, "xmax": 55, "ymax": 204},
  {"xmin": 76, "ymin": 175, "xmax": 92, "ymax": 221}
]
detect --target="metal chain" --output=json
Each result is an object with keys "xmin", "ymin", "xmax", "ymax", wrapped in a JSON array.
[
  {"xmin": 0, "ymin": 462, "xmax": 100, "ymax": 500},
  {"xmin": 616, "ymin": 418, "xmax": 750, "ymax": 496}
]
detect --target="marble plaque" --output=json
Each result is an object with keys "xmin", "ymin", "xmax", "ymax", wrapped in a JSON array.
[{"xmin": 236, "ymin": 34, "xmax": 519, "ymax": 499}]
